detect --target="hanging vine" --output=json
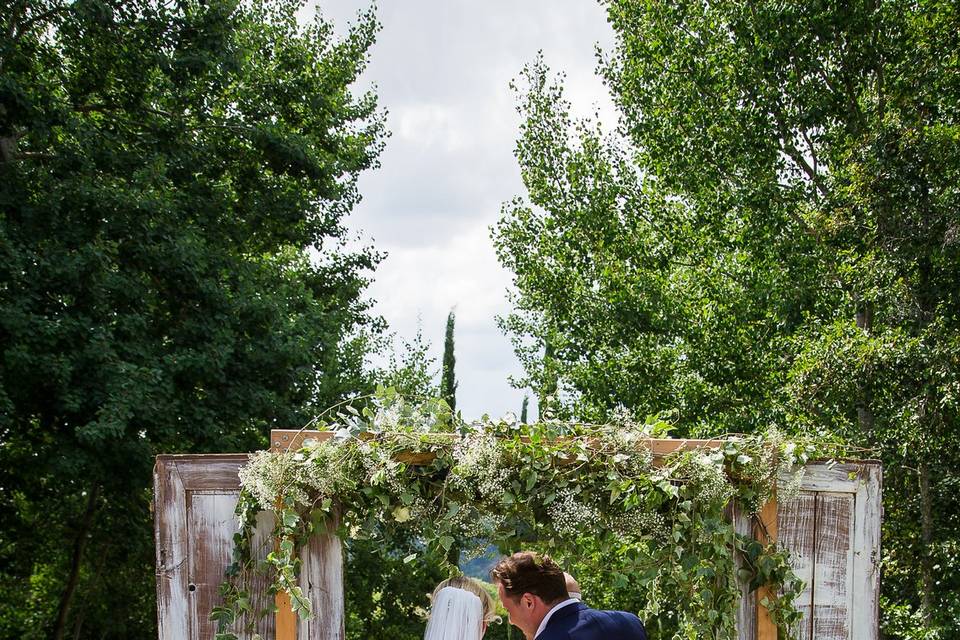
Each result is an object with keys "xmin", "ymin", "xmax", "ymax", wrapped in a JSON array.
[{"xmin": 213, "ymin": 388, "xmax": 846, "ymax": 640}]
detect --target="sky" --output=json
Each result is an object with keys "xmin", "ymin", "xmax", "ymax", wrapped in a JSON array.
[{"xmin": 305, "ymin": 0, "xmax": 617, "ymax": 420}]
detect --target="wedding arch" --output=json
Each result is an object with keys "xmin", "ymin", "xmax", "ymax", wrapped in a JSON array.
[{"xmin": 153, "ymin": 393, "xmax": 881, "ymax": 640}]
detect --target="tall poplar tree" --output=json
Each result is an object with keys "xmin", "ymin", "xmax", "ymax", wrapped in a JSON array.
[{"xmin": 494, "ymin": 1, "xmax": 960, "ymax": 634}]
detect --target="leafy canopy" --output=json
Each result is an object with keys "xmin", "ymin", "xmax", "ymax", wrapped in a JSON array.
[
  {"xmin": 493, "ymin": 2, "xmax": 960, "ymax": 634},
  {"xmin": 0, "ymin": 0, "xmax": 385, "ymax": 636}
]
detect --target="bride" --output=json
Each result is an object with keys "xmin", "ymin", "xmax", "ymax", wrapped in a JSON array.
[{"xmin": 424, "ymin": 576, "xmax": 499, "ymax": 640}]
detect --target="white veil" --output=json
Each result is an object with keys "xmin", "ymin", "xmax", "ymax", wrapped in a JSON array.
[{"xmin": 423, "ymin": 586, "xmax": 484, "ymax": 640}]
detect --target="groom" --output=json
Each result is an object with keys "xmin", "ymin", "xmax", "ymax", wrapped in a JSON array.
[{"xmin": 491, "ymin": 551, "xmax": 647, "ymax": 640}]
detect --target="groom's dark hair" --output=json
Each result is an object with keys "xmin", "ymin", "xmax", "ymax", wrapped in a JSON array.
[{"xmin": 490, "ymin": 551, "xmax": 568, "ymax": 604}]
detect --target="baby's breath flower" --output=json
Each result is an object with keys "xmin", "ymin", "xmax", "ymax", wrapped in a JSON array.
[
  {"xmin": 239, "ymin": 451, "xmax": 310, "ymax": 511},
  {"xmin": 450, "ymin": 432, "xmax": 509, "ymax": 504},
  {"xmin": 683, "ymin": 451, "xmax": 734, "ymax": 506},
  {"xmin": 609, "ymin": 508, "xmax": 668, "ymax": 540},
  {"xmin": 778, "ymin": 467, "xmax": 806, "ymax": 503},
  {"xmin": 547, "ymin": 489, "xmax": 600, "ymax": 538}
]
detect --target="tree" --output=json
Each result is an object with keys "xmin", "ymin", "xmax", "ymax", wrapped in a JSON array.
[
  {"xmin": 493, "ymin": 1, "xmax": 960, "ymax": 635},
  {"xmin": 0, "ymin": 1, "xmax": 385, "ymax": 637},
  {"xmin": 520, "ymin": 395, "xmax": 529, "ymax": 424},
  {"xmin": 344, "ymin": 536, "xmax": 446, "ymax": 640},
  {"xmin": 441, "ymin": 309, "xmax": 458, "ymax": 413},
  {"xmin": 376, "ymin": 322, "xmax": 439, "ymax": 399}
]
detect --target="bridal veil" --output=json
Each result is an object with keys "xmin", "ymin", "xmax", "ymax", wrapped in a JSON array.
[{"xmin": 424, "ymin": 586, "xmax": 485, "ymax": 640}]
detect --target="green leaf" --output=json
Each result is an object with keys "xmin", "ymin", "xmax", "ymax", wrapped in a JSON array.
[
  {"xmin": 281, "ymin": 510, "xmax": 299, "ymax": 529},
  {"xmin": 525, "ymin": 471, "xmax": 538, "ymax": 491},
  {"xmin": 209, "ymin": 607, "xmax": 236, "ymax": 625}
]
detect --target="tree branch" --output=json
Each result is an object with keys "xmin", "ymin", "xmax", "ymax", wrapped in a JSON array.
[
  {"xmin": 769, "ymin": 101, "xmax": 830, "ymax": 200},
  {"xmin": 18, "ymin": 151, "xmax": 57, "ymax": 161},
  {"xmin": 13, "ymin": 3, "xmax": 72, "ymax": 43},
  {"xmin": 52, "ymin": 484, "xmax": 101, "ymax": 640},
  {"xmin": 799, "ymin": 128, "xmax": 820, "ymax": 177},
  {"xmin": 73, "ymin": 103, "xmax": 175, "ymax": 118}
]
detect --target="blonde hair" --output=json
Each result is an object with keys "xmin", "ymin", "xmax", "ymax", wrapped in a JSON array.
[{"xmin": 431, "ymin": 576, "xmax": 500, "ymax": 625}]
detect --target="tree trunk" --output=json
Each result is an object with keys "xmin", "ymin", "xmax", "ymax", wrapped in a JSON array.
[
  {"xmin": 52, "ymin": 484, "xmax": 100, "ymax": 640},
  {"xmin": 919, "ymin": 461, "xmax": 935, "ymax": 624},
  {"xmin": 0, "ymin": 135, "xmax": 18, "ymax": 163},
  {"xmin": 855, "ymin": 301, "xmax": 875, "ymax": 438}
]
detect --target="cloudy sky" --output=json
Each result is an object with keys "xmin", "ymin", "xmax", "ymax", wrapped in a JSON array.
[{"xmin": 306, "ymin": 0, "xmax": 616, "ymax": 420}]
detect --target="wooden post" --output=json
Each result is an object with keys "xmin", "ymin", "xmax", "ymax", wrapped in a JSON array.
[
  {"xmin": 276, "ymin": 590, "xmax": 297, "ymax": 640},
  {"xmin": 755, "ymin": 494, "xmax": 779, "ymax": 640},
  {"xmin": 275, "ymin": 494, "xmax": 297, "ymax": 640},
  {"xmin": 273, "ymin": 501, "xmax": 345, "ymax": 640}
]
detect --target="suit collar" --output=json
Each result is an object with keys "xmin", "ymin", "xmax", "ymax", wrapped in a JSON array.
[
  {"xmin": 544, "ymin": 600, "xmax": 587, "ymax": 626},
  {"xmin": 535, "ymin": 599, "xmax": 584, "ymax": 639},
  {"xmin": 551, "ymin": 600, "xmax": 587, "ymax": 620}
]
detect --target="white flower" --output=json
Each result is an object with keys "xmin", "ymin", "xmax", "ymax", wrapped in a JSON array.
[{"xmin": 547, "ymin": 489, "xmax": 599, "ymax": 538}]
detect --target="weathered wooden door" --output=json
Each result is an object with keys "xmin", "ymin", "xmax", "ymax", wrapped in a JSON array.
[
  {"xmin": 153, "ymin": 454, "xmax": 345, "ymax": 640},
  {"xmin": 778, "ymin": 462, "xmax": 881, "ymax": 640},
  {"xmin": 735, "ymin": 461, "xmax": 882, "ymax": 640}
]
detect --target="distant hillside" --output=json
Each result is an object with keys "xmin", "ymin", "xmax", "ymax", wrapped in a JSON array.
[{"xmin": 459, "ymin": 544, "xmax": 500, "ymax": 580}]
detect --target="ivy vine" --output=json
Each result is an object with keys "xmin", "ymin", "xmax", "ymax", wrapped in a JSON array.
[{"xmin": 213, "ymin": 389, "xmax": 844, "ymax": 640}]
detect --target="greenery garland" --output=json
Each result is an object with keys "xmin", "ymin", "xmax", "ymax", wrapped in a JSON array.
[{"xmin": 213, "ymin": 389, "xmax": 844, "ymax": 640}]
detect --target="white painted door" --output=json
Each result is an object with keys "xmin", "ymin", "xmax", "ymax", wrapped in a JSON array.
[
  {"xmin": 153, "ymin": 454, "xmax": 345, "ymax": 640},
  {"xmin": 777, "ymin": 462, "xmax": 882, "ymax": 640}
]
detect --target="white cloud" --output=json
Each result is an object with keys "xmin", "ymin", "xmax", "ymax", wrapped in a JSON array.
[
  {"xmin": 395, "ymin": 103, "xmax": 468, "ymax": 152},
  {"xmin": 372, "ymin": 222, "xmax": 509, "ymax": 332},
  {"xmin": 367, "ymin": 221, "xmax": 521, "ymax": 419},
  {"xmin": 303, "ymin": 0, "xmax": 616, "ymax": 419}
]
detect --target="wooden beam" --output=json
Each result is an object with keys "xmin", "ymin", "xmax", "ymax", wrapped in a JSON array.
[
  {"xmin": 271, "ymin": 430, "xmax": 336, "ymax": 452},
  {"xmin": 269, "ymin": 429, "xmax": 725, "ymax": 459},
  {"xmin": 755, "ymin": 493, "xmax": 779, "ymax": 640}
]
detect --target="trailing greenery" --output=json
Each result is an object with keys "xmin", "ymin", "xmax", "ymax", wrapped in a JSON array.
[{"xmin": 216, "ymin": 390, "xmax": 844, "ymax": 640}]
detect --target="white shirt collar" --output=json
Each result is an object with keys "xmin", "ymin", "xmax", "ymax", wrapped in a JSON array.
[{"xmin": 534, "ymin": 598, "xmax": 580, "ymax": 639}]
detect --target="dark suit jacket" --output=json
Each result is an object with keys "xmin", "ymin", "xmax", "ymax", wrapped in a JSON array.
[{"xmin": 536, "ymin": 601, "xmax": 647, "ymax": 640}]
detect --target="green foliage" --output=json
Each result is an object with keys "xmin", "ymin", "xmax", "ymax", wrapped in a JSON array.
[
  {"xmin": 492, "ymin": 1, "xmax": 960, "ymax": 635},
  {"xmin": 0, "ymin": 0, "xmax": 385, "ymax": 637},
  {"xmin": 344, "ymin": 536, "xmax": 446, "ymax": 640},
  {"xmin": 222, "ymin": 390, "xmax": 843, "ymax": 640},
  {"xmin": 376, "ymin": 323, "xmax": 440, "ymax": 400}
]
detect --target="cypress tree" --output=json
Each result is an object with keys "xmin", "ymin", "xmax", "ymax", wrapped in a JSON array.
[
  {"xmin": 520, "ymin": 395, "xmax": 529, "ymax": 424},
  {"xmin": 441, "ymin": 310, "xmax": 457, "ymax": 412}
]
